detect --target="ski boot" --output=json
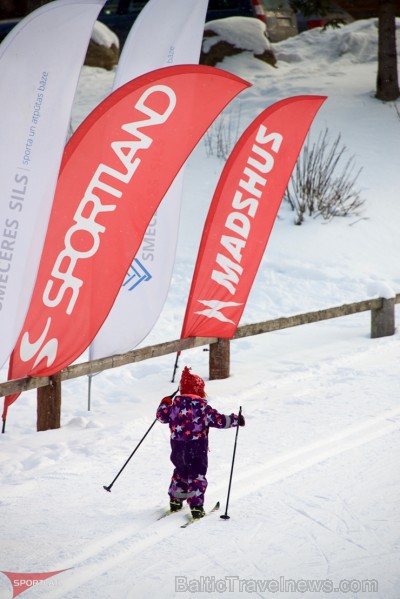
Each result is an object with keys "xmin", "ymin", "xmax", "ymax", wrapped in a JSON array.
[
  {"xmin": 170, "ymin": 498, "xmax": 183, "ymax": 512},
  {"xmin": 190, "ymin": 505, "xmax": 205, "ymax": 520}
]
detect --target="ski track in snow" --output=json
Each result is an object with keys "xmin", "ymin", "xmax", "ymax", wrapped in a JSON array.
[
  {"xmin": 44, "ymin": 408, "xmax": 398, "ymax": 595},
  {"xmin": 12, "ymin": 362, "xmax": 399, "ymax": 597},
  {"xmin": 1, "ymin": 323, "xmax": 399, "ymax": 598},
  {"xmin": 222, "ymin": 405, "xmax": 400, "ymax": 500}
]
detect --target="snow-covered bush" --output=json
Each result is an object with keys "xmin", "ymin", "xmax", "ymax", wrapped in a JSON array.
[{"xmin": 285, "ymin": 128, "xmax": 365, "ymax": 225}]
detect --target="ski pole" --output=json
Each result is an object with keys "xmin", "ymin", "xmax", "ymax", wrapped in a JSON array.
[
  {"xmin": 103, "ymin": 387, "xmax": 179, "ymax": 492},
  {"xmin": 221, "ymin": 406, "xmax": 242, "ymax": 520},
  {"xmin": 103, "ymin": 418, "xmax": 157, "ymax": 492},
  {"xmin": 171, "ymin": 351, "xmax": 181, "ymax": 383}
]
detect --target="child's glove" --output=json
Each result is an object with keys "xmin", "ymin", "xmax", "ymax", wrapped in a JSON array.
[
  {"xmin": 239, "ymin": 414, "xmax": 245, "ymax": 427},
  {"xmin": 161, "ymin": 396, "xmax": 172, "ymax": 406}
]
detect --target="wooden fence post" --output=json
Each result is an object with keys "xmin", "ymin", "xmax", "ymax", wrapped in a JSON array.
[
  {"xmin": 371, "ymin": 297, "xmax": 395, "ymax": 338},
  {"xmin": 37, "ymin": 372, "xmax": 62, "ymax": 431},
  {"xmin": 209, "ymin": 338, "xmax": 230, "ymax": 379}
]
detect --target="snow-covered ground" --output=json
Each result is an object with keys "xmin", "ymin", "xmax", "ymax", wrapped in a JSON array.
[{"xmin": 1, "ymin": 17, "xmax": 400, "ymax": 599}]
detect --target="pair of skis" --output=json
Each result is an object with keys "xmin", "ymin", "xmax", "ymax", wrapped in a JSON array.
[{"xmin": 158, "ymin": 501, "xmax": 220, "ymax": 528}]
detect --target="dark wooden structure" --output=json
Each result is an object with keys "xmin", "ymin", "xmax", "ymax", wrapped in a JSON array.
[{"xmin": 0, "ymin": 293, "xmax": 399, "ymax": 431}]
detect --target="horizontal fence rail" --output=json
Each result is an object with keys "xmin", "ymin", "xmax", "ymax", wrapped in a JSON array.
[
  {"xmin": 1, "ymin": 294, "xmax": 399, "ymax": 400},
  {"xmin": 233, "ymin": 297, "xmax": 384, "ymax": 338}
]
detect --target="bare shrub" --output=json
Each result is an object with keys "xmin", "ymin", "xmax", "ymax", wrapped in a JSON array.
[
  {"xmin": 285, "ymin": 128, "xmax": 365, "ymax": 225},
  {"xmin": 204, "ymin": 107, "xmax": 243, "ymax": 161}
]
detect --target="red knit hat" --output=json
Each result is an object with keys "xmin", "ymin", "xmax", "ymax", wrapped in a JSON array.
[{"xmin": 180, "ymin": 366, "xmax": 205, "ymax": 398}]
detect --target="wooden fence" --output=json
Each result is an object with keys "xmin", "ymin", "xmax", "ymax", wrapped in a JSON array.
[{"xmin": 1, "ymin": 294, "xmax": 399, "ymax": 431}]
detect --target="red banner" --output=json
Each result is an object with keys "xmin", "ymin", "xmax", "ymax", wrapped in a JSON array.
[
  {"xmin": 5, "ymin": 65, "xmax": 249, "ymax": 416},
  {"xmin": 181, "ymin": 95, "xmax": 326, "ymax": 339}
]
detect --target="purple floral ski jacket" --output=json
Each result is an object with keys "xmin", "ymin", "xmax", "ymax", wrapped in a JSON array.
[{"xmin": 156, "ymin": 394, "xmax": 239, "ymax": 441}]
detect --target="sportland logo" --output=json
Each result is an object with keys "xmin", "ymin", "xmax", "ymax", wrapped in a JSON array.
[{"xmin": 0, "ymin": 570, "xmax": 68, "ymax": 598}]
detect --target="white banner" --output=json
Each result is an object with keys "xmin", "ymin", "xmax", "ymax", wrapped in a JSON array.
[
  {"xmin": 89, "ymin": 0, "xmax": 209, "ymax": 360},
  {"xmin": 0, "ymin": 0, "xmax": 105, "ymax": 369}
]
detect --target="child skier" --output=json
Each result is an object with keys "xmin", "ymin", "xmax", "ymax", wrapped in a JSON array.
[{"xmin": 156, "ymin": 365, "xmax": 245, "ymax": 519}]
